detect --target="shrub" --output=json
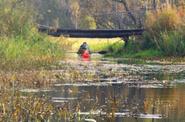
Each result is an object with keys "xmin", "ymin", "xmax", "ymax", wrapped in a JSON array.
[
  {"xmin": 0, "ymin": 0, "xmax": 35, "ymax": 38},
  {"xmin": 158, "ymin": 31, "xmax": 185, "ymax": 56},
  {"xmin": 145, "ymin": 6, "xmax": 183, "ymax": 36},
  {"xmin": 0, "ymin": 36, "xmax": 63, "ymax": 70},
  {"xmin": 144, "ymin": 6, "xmax": 185, "ymax": 56},
  {"xmin": 107, "ymin": 39, "xmax": 124, "ymax": 54},
  {"xmin": 0, "ymin": 0, "xmax": 64, "ymax": 70}
]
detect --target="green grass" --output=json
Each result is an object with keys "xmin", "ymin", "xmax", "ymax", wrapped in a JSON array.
[
  {"xmin": 62, "ymin": 37, "xmax": 124, "ymax": 52},
  {"xmin": 0, "ymin": 36, "xmax": 63, "ymax": 70},
  {"xmin": 0, "ymin": 0, "xmax": 66, "ymax": 70},
  {"xmin": 132, "ymin": 49, "xmax": 163, "ymax": 58},
  {"xmin": 108, "ymin": 48, "xmax": 162, "ymax": 59},
  {"xmin": 107, "ymin": 6, "xmax": 185, "ymax": 59}
]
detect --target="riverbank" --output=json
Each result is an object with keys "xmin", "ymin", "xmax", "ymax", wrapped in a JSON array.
[
  {"xmin": 106, "ymin": 49, "xmax": 185, "ymax": 65},
  {"xmin": 0, "ymin": 35, "xmax": 64, "ymax": 71},
  {"xmin": 55, "ymin": 37, "xmax": 185, "ymax": 64},
  {"xmin": 0, "ymin": 0, "xmax": 66, "ymax": 71},
  {"xmin": 106, "ymin": 6, "xmax": 185, "ymax": 61}
]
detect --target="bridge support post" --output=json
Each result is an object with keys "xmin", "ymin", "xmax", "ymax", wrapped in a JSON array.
[{"xmin": 122, "ymin": 36, "xmax": 129, "ymax": 47}]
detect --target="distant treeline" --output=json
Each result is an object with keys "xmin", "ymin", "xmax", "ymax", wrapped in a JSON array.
[{"xmin": 32, "ymin": 0, "xmax": 185, "ymax": 29}]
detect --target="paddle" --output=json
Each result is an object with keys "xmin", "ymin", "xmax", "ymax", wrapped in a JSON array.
[
  {"xmin": 93, "ymin": 50, "xmax": 108, "ymax": 54},
  {"xmin": 66, "ymin": 50, "xmax": 108, "ymax": 54}
]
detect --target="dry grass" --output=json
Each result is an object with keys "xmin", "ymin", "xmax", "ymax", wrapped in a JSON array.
[
  {"xmin": 49, "ymin": 36, "xmax": 123, "ymax": 52},
  {"xmin": 145, "ymin": 6, "xmax": 184, "ymax": 36},
  {"xmin": 144, "ymin": 5, "xmax": 185, "ymax": 56}
]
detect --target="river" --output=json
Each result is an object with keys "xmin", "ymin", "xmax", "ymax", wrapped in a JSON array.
[{"xmin": 21, "ymin": 53, "xmax": 185, "ymax": 122}]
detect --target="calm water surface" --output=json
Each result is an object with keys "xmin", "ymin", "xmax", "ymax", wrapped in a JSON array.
[{"xmin": 23, "ymin": 53, "xmax": 185, "ymax": 122}]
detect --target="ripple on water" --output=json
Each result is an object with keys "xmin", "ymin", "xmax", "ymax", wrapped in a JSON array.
[
  {"xmin": 26, "ymin": 56, "xmax": 185, "ymax": 121},
  {"xmin": 19, "ymin": 89, "xmax": 53, "ymax": 93},
  {"xmin": 51, "ymin": 97, "xmax": 78, "ymax": 103},
  {"xmin": 54, "ymin": 80, "xmax": 125, "ymax": 87},
  {"xmin": 78, "ymin": 111, "xmax": 162, "ymax": 119}
]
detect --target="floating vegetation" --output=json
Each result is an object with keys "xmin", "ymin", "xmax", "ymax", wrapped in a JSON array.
[
  {"xmin": 0, "ymin": 57, "xmax": 185, "ymax": 121},
  {"xmin": 78, "ymin": 111, "xmax": 162, "ymax": 119}
]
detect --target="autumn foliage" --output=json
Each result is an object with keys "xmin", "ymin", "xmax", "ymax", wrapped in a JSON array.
[{"xmin": 144, "ymin": 6, "xmax": 185, "ymax": 56}]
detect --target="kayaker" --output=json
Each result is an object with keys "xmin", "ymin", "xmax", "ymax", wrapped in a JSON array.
[{"xmin": 77, "ymin": 42, "xmax": 91, "ymax": 55}]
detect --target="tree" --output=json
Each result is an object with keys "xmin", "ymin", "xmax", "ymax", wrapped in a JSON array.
[
  {"xmin": 0, "ymin": 0, "xmax": 35, "ymax": 37},
  {"xmin": 69, "ymin": 0, "xmax": 80, "ymax": 29},
  {"xmin": 29, "ymin": 0, "xmax": 185, "ymax": 29},
  {"xmin": 79, "ymin": 15, "xmax": 97, "ymax": 29}
]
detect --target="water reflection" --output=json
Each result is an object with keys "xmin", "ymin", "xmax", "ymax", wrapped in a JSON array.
[
  {"xmin": 20, "ymin": 54, "xmax": 185, "ymax": 121},
  {"xmin": 49, "ymin": 83, "xmax": 185, "ymax": 121}
]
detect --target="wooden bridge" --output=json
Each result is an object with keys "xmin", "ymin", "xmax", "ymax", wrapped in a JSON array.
[{"xmin": 38, "ymin": 25, "xmax": 144, "ymax": 46}]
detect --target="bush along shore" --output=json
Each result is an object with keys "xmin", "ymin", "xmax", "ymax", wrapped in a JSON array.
[
  {"xmin": 107, "ymin": 5, "xmax": 185, "ymax": 60},
  {"xmin": 0, "ymin": 1, "xmax": 71, "ymax": 121},
  {"xmin": 0, "ymin": 0, "xmax": 65, "ymax": 71}
]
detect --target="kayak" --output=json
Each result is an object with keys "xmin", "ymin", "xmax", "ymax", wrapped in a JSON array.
[{"xmin": 81, "ymin": 50, "xmax": 90, "ymax": 59}]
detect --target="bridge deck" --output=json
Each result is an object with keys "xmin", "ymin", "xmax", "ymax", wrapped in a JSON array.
[{"xmin": 38, "ymin": 25, "xmax": 144, "ymax": 38}]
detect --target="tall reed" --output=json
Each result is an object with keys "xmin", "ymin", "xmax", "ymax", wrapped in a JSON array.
[
  {"xmin": 144, "ymin": 5, "xmax": 185, "ymax": 56},
  {"xmin": 0, "ymin": 0, "xmax": 65, "ymax": 70}
]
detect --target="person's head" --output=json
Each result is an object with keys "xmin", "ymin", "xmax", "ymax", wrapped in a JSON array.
[{"xmin": 83, "ymin": 42, "xmax": 87, "ymax": 45}]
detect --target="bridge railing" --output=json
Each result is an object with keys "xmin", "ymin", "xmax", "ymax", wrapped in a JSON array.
[{"xmin": 38, "ymin": 25, "xmax": 144, "ymax": 38}]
